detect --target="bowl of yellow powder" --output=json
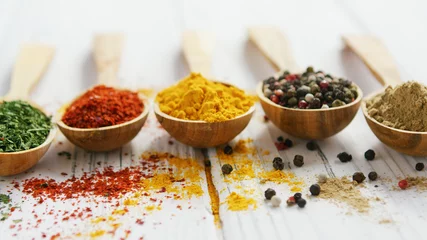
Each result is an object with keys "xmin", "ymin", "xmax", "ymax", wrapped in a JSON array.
[
  {"xmin": 155, "ymin": 73, "xmax": 255, "ymax": 148},
  {"xmin": 363, "ymin": 81, "xmax": 427, "ymax": 156}
]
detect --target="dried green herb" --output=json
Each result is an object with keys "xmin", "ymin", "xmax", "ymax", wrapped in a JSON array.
[
  {"xmin": 0, "ymin": 100, "xmax": 51, "ymax": 152},
  {"xmin": 58, "ymin": 151, "xmax": 72, "ymax": 159},
  {"xmin": 0, "ymin": 194, "xmax": 10, "ymax": 204}
]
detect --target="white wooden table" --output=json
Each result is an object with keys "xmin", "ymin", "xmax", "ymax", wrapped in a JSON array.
[{"xmin": 1, "ymin": 0, "xmax": 427, "ymax": 239}]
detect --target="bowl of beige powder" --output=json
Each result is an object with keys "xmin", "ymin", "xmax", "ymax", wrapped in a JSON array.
[{"xmin": 363, "ymin": 81, "xmax": 427, "ymax": 156}]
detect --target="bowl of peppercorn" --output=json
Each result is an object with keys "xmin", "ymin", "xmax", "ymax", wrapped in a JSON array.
[{"xmin": 257, "ymin": 67, "xmax": 363, "ymax": 139}]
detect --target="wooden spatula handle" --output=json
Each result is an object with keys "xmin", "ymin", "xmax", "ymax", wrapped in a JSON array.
[
  {"xmin": 249, "ymin": 26, "xmax": 299, "ymax": 73},
  {"xmin": 93, "ymin": 33, "xmax": 124, "ymax": 86},
  {"xmin": 342, "ymin": 35, "xmax": 402, "ymax": 87},
  {"xmin": 182, "ymin": 31, "xmax": 214, "ymax": 77},
  {"xmin": 5, "ymin": 44, "xmax": 55, "ymax": 100}
]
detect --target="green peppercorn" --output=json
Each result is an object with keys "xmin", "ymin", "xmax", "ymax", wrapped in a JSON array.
[
  {"xmin": 221, "ymin": 164, "xmax": 233, "ymax": 174},
  {"xmin": 332, "ymin": 99, "xmax": 345, "ymax": 107},
  {"xmin": 287, "ymin": 97, "xmax": 298, "ymax": 107},
  {"xmin": 309, "ymin": 184, "xmax": 321, "ymax": 196},
  {"xmin": 293, "ymin": 155, "xmax": 304, "ymax": 167},
  {"xmin": 353, "ymin": 172, "xmax": 366, "ymax": 183},
  {"xmin": 368, "ymin": 171, "xmax": 378, "ymax": 181},
  {"xmin": 310, "ymin": 85, "xmax": 320, "ymax": 94},
  {"xmin": 297, "ymin": 198, "xmax": 306, "ymax": 208},
  {"xmin": 273, "ymin": 157, "xmax": 285, "ymax": 170},
  {"xmin": 287, "ymin": 89, "xmax": 296, "ymax": 98},
  {"xmin": 306, "ymin": 141, "xmax": 317, "ymax": 151},
  {"xmin": 224, "ymin": 145, "xmax": 233, "ymax": 155},
  {"xmin": 306, "ymin": 66, "xmax": 314, "ymax": 73},
  {"xmin": 364, "ymin": 149, "xmax": 375, "ymax": 161},
  {"xmin": 416, "ymin": 163, "xmax": 424, "ymax": 171},
  {"xmin": 264, "ymin": 188, "xmax": 276, "ymax": 200}
]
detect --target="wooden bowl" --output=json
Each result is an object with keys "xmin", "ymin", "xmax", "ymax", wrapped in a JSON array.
[
  {"xmin": 0, "ymin": 102, "xmax": 57, "ymax": 176},
  {"xmin": 57, "ymin": 96, "xmax": 149, "ymax": 152},
  {"xmin": 362, "ymin": 91, "xmax": 427, "ymax": 156},
  {"xmin": 257, "ymin": 81, "xmax": 363, "ymax": 139},
  {"xmin": 154, "ymin": 103, "xmax": 255, "ymax": 148}
]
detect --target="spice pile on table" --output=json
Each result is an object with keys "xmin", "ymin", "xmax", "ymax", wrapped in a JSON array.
[
  {"xmin": 0, "ymin": 100, "xmax": 51, "ymax": 152},
  {"xmin": 366, "ymin": 81, "xmax": 427, "ymax": 132},
  {"xmin": 62, "ymin": 85, "xmax": 143, "ymax": 128},
  {"xmin": 156, "ymin": 72, "xmax": 254, "ymax": 122},
  {"xmin": 262, "ymin": 67, "xmax": 359, "ymax": 109}
]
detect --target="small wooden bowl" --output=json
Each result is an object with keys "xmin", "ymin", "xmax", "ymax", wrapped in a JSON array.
[
  {"xmin": 0, "ymin": 102, "xmax": 57, "ymax": 176},
  {"xmin": 154, "ymin": 103, "xmax": 255, "ymax": 148},
  {"xmin": 362, "ymin": 91, "xmax": 427, "ymax": 156},
  {"xmin": 257, "ymin": 81, "xmax": 363, "ymax": 139},
  {"xmin": 57, "ymin": 95, "xmax": 149, "ymax": 152}
]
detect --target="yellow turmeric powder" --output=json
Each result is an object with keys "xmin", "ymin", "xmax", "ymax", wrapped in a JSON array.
[
  {"xmin": 156, "ymin": 73, "xmax": 254, "ymax": 122},
  {"xmin": 225, "ymin": 192, "xmax": 257, "ymax": 211}
]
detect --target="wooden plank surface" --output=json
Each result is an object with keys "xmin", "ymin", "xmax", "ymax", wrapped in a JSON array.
[{"xmin": 1, "ymin": 0, "xmax": 427, "ymax": 239}]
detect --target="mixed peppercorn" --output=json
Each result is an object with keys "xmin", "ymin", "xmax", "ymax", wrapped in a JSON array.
[{"xmin": 262, "ymin": 67, "xmax": 358, "ymax": 109}]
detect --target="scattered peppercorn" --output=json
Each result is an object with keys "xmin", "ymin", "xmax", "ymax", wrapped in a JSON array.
[
  {"xmin": 306, "ymin": 141, "xmax": 317, "ymax": 151},
  {"xmin": 368, "ymin": 171, "xmax": 378, "ymax": 181},
  {"xmin": 309, "ymin": 184, "xmax": 321, "ymax": 196},
  {"xmin": 221, "ymin": 164, "xmax": 233, "ymax": 175},
  {"xmin": 293, "ymin": 193, "xmax": 302, "ymax": 202},
  {"xmin": 415, "ymin": 162, "xmax": 424, "ymax": 171},
  {"xmin": 275, "ymin": 142, "xmax": 288, "ymax": 151},
  {"xmin": 223, "ymin": 145, "xmax": 233, "ymax": 155},
  {"xmin": 277, "ymin": 136, "xmax": 284, "ymax": 142},
  {"xmin": 273, "ymin": 157, "xmax": 285, "ymax": 170},
  {"xmin": 284, "ymin": 138, "xmax": 293, "ymax": 148},
  {"xmin": 262, "ymin": 67, "xmax": 357, "ymax": 109},
  {"xmin": 264, "ymin": 188, "xmax": 276, "ymax": 200},
  {"xmin": 271, "ymin": 196, "xmax": 282, "ymax": 207},
  {"xmin": 286, "ymin": 196, "xmax": 296, "ymax": 206},
  {"xmin": 337, "ymin": 152, "xmax": 352, "ymax": 162},
  {"xmin": 398, "ymin": 179, "xmax": 408, "ymax": 190},
  {"xmin": 353, "ymin": 172, "xmax": 366, "ymax": 183},
  {"xmin": 297, "ymin": 198, "xmax": 307, "ymax": 208},
  {"xmin": 293, "ymin": 155, "xmax": 304, "ymax": 167},
  {"xmin": 364, "ymin": 149, "xmax": 375, "ymax": 160}
]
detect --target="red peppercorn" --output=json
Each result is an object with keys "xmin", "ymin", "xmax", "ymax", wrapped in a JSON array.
[
  {"xmin": 319, "ymin": 80, "xmax": 329, "ymax": 89},
  {"xmin": 270, "ymin": 95, "xmax": 280, "ymax": 104},
  {"xmin": 275, "ymin": 142, "xmax": 288, "ymax": 151},
  {"xmin": 286, "ymin": 196, "xmax": 296, "ymax": 205},
  {"xmin": 298, "ymin": 100, "xmax": 308, "ymax": 109},
  {"xmin": 398, "ymin": 179, "xmax": 408, "ymax": 189},
  {"xmin": 285, "ymin": 74, "xmax": 297, "ymax": 81}
]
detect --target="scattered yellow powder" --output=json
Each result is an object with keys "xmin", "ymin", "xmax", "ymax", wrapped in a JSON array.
[
  {"xmin": 138, "ymin": 88, "xmax": 155, "ymax": 97},
  {"xmin": 111, "ymin": 209, "xmax": 127, "ymax": 216},
  {"xmin": 225, "ymin": 164, "xmax": 256, "ymax": 182},
  {"xmin": 91, "ymin": 217, "xmax": 106, "ymax": 224},
  {"xmin": 318, "ymin": 177, "xmax": 370, "ymax": 213},
  {"xmin": 183, "ymin": 183, "xmax": 204, "ymax": 198},
  {"xmin": 262, "ymin": 150, "xmax": 270, "ymax": 156},
  {"xmin": 225, "ymin": 192, "xmax": 257, "ymax": 211},
  {"xmin": 89, "ymin": 230, "xmax": 105, "ymax": 239},
  {"xmin": 258, "ymin": 170, "xmax": 303, "ymax": 192},
  {"xmin": 145, "ymin": 205, "xmax": 157, "ymax": 211},
  {"xmin": 156, "ymin": 72, "xmax": 254, "ymax": 122},
  {"xmin": 123, "ymin": 198, "xmax": 138, "ymax": 206},
  {"xmin": 205, "ymin": 165, "xmax": 221, "ymax": 227}
]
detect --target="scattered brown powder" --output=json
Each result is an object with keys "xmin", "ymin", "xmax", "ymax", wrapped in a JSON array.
[
  {"xmin": 318, "ymin": 177, "xmax": 370, "ymax": 213},
  {"xmin": 379, "ymin": 219, "xmax": 393, "ymax": 224},
  {"xmin": 367, "ymin": 81, "xmax": 427, "ymax": 132},
  {"xmin": 405, "ymin": 177, "xmax": 427, "ymax": 191}
]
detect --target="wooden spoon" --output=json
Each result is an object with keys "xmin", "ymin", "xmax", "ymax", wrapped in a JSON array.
[
  {"xmin": 154, "ymin": 31, "xmax": 255, "ymax": 148},
  {"xmin": 343, "ymin": 35, "xmax": 427, "ymax": 156},
  {"xmin": 57, "ymin": 33, "xmax": 149, "ymax": 152},
  {"xmin": 249, "ymin": 26, "xmax": 363, "ymax": 139},
  {"xmin": 0, "ymin": 44, "xmax": 55, "ymax": 176}
]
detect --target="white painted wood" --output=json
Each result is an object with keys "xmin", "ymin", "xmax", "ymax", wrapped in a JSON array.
[{"xmin": 1, "ymin": 0, "xmax": 427, "ymax": 239}]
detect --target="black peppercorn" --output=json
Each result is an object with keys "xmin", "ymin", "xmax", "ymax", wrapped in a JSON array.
[
  {"xmin": 264, "ymin": 188, "xmax": 276, "ymax": 200},
  {"xmin": 416, "ymin": 162, "xmax": 424, "ymax": 171},
  {"xmin": 294, "ymin": 192, "xmax": 302, "ymax": 201},
  {"xmin": 309, "ymin": 184, "xmax": 321, "ymax": 196},
  {"xmin": 306, "ymin": 141, "xmax": 317, "ymax": 151},
  {"xmin": 277, "ymin": 136, "xmax": 284, "ymax": 142},
  {"xmin": 284, "ymin": 138, "xmax": 293, "ymax": 148},
  {"xmin": 224, "ymin": 145, "xmax": 233, "ymax": 155},
  {"xmin": 297, "ymin": 198, "xmax": 307, "ymax": 208},
  {"xmin": 368, "ymin": 171, "xmax": 378, "ymax": 181},
  {"xmin": 221, "ymin": 164, "xmax": 233, "ymax": 175},
  {"xmin": 364, "ymin": 149, "xmax": 375, "ymax": 160},
  {"xmin": 293, "ymin": 155, "xmax": 304, "ymax": 167},
  {"xmin": 353, "ymin": 172, "xmax": 366, "ymax": 183},
  {"xmin": 337, "ymin": 152, "xmax": 352, "ymax": 162},
  {"xmin": 273, "ymin": 157, "xmax": 285, "ymax": 170}
]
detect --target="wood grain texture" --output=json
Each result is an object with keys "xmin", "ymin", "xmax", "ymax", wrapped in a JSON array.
[
  {"xmin": 93, "ymin": 33, "xmax": 124, "ymax": 86},
  {"xmin": 257, "ymin": 82, "xmax": 363, "ymax": 139},
  {"xmin": 5, "ymin": 44, "xmax": 55, "ymax": 100},
  {"xmin": 342, "ymin": 35, "xmax": 402, "ymax": 87},
  {"xmin": 154, "ymin": 103, "xmax": 255, "ymax": 148},
  {"xmin": 182, "ymin": 31, "xmax": 214, "ymax": 76},
  {"xmin": 248, "ymin": 26, "xmax": 299, "ymax": 72},
  {"xmin": 57, "ymin": 97, "xmax": 149, "ymax": 152}
]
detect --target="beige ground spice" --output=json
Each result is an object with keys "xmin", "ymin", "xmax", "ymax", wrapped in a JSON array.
[
  {"xmin": 406, "ymin": 177, "xmax": 427, "ymax": 191},
  {"xmin": 366, "ymin": 82, "xmax": 427, "ymax": 132},
  {"xmin": 318, "ymin": 177, "xmax": 370, "ymax": 213}
]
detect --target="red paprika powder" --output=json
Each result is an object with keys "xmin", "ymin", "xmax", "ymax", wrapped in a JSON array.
[{"xmin": 62, "ymin": 85, "xmax": 143, "ymax": 128}]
